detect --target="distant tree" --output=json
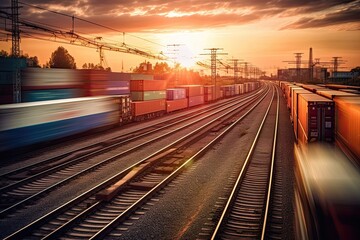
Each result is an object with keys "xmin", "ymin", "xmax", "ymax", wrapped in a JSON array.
[
  {"xmin": 49, "ymin": 46, "xmax": 76, "ymax": 69},
  {"xmin": 82, "ymin": 62, "xmax": 111, "ymax": 71},
  {"xmin": 133, "ymin": 61, "xmax": 170, "ymax": 74},
  {"xmin": 0, "ymin": 50, "xmax": 9, "ymax": 57},
  {"xmin": 0, "ymin": 50, "xmax": 40, "ymax": 67},
  {"xmin": 153, "ymin": 62, "xmax": 170, "ymax": 74}
]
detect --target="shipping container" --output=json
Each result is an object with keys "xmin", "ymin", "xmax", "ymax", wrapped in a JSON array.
[
  {"xmin": 204, "ymin": 85, "xmax": 215, "ymax": 95},
  {"xmin": 292, "ymin": 89, "xmax": 312, "ymax": 139},
  {"xmin": 297, "ymin": 93, "xmax": 334, "ymax": 144},
  {"xmin": 237, "ymin": 84, "xmax": 245, "ymax": 94},
  {"xmin": 316, "ymin": 90, "xmax": 358, "ymax": 100},
  {"xmin": 130, "ymin": 79, "xmax": 166, "ymax": 91},
  {"xmin": 222, "ymin": 85, "xmax": 235, "ymax": 97},
  {"xmin": 22, "ymin": 68, "xmax": 83, "ymax": 89},
  {"xmin": 131, "ymin": 91, "xmax": 166, "ymax": 101},
  {"xmin": 166, "ymin": 88, "xmax": 186, "ymax": 100},
  {"xmin": 108, "ymin": 72, "xmax": 153, "ymax": 81},
  {"xmin": 177, "ymin": 85, "xmax": 204, "ymax": 97},
  {"xmin": 188, "ymin": 95, "xmax": 204, "ymax": 107},
  {"xmin": 131, "ymin": 99, "xmax": 166, "ymax": 118},
  {"xmin": 287, "ymin": 86, "xmax": 303, "ymax": 109},
  {"xmin": 166, "ymin": 98, "xmax": 188, "ymax": 112},
  {"xmin": 302, "ymin": 84, "xmax": 327, "ymax": 93},
  {"xmin": 204, "ymin": 94, "xmax": 213, "ymax": 102},
  {"xmin": 22, "ymin": 89, "xmax": 84, "ymax": 102},
  {"xmin": 334, "ymin": 97, "xmax": 360, "ymax": 160},
  {"xmin": 107, "ymin": 80, "xmax": 130, "ymax": 95}
]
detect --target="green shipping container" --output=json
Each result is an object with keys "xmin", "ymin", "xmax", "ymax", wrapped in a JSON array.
[{"xmin": 131, "ymin": 91, "xmax": 166, "ymax": 101}]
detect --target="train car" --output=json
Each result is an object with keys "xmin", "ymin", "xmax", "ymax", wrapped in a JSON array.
[
  {"xmin": 334, "ymin": 96, "xmax": 360, "ymax": 161},
  {"xmin": 297, "ymin": 93, "xmax": 334, "ymax": 143},
  {"xmin": 0, "ymin": 96, "xmax": 122, "ymax": 152},
  {"xmin": 294, "ymin": 143, "xmax": 360, "ymax": 240}
]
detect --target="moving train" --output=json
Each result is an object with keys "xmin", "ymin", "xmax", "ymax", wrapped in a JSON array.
[
  {"xmin": 294, "ymin": 143, "xmax": 360, "ymax": 240},
  {"xmin": 0, "ymin": 68, "xmax": 260, "ymax": 152},
  {"xmin": 280, "ymin": 81, "xmax": 360, "ymax": 161},
  {"xmin": 280, "ymin": 81, "xmax": 360, "ymax": 239}
]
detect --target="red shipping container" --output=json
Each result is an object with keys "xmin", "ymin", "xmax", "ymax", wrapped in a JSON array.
[
  {"xmin": 130, "ymin": 80, "xmax": 166, "ymax": 91},
  {"xmin": 188, "ymin": 95, "xmax": 204, "ymax": 107},
  {"xmin": 334, "ymin": 97, "xmax": 360, "ymax": 160},
  {"xmin": 166, "ymin": 98, "xmax": 188, "ymax": 112},
  {"xmin": 131, "ymin": 99, "xmax": 166, "ymax": 117}
]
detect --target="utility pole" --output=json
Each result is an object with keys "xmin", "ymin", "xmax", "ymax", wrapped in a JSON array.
[
  {"xmin": 201, "ymin": 48, "xmax": 227, "ymax": 99},
  {"xmin": 11, "ymin": 0, "xmax": 21, "ymax": 103}
]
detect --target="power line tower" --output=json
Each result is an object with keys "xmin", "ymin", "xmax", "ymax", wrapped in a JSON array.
[
  {"xmin": 201, "ymin": 48, "xmax": 227, "ymax": 99},
  {"xmin": 167, "ymin": 44, "xmax": 182, "ymax": 87},
  {"xmin": 294, "ymin": 53, "xmax": 303, "ymax": 82},
  {"xmin": 228, "ymin": 58, "xmax": 242, "ymax": 83},
  {"xmin": 11, "ymin": 0, "xmax": 21, "ymax": 103},
  {"xmin": 283, "ymin": 52, "xmax": 304, "ymax": 82}
]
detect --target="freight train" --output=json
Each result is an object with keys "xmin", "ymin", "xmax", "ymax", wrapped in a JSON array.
[
  {"xmin": 280, "ymin": 81, "xmax": 360, "ymax": 160},
  {"xmin": 0, "ymin": 68, "xmax": 260, "ymax": 152},
  {"xmin": 294, "ymin": 143, "xmax": 360, "ymax": 240},
  {"xmin": 280, "ymin": 81, "xmax": 360, "ymax": 239}
]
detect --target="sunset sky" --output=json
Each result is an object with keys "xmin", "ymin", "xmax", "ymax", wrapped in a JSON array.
[{"xmin": 1, "ymin": 0, "xmax": 359, "ymax": 75}]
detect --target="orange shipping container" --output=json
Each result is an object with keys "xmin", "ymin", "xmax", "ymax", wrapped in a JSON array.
[
  {"xmin": 334, "ymin": 96, "xmax": 360, "ymax": 160},
  {"xmin": 131, "ymin": 99, "xmax": 166, "ymax": 117},
  {"xmin": 130, "ymin": 80, "xmax": 166, "ymax": 91},
  {"xmin": 166, "ymin": 98, "xmax": 188, "ymax": 112}
]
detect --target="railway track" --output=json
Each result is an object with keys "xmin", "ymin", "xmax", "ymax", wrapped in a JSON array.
[
  {"xmin": 0, "ymin": 90, "xmax": 269, "ymax": 218},
  {"xmin": 209, "ymin": 85, "xmax": 280, "ymax": 239},
  {"xmin": 4, "ymin": 85, "xmax": 271, "ymax": 239}
]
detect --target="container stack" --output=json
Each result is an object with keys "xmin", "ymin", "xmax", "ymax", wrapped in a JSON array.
[
  {"xmin": 0, "ymin": 58, "xmax": 27, "ymax": 104},
  {"xmin": 21, "ymin": 68, "xmax": 84, "ymax": 102},
  {"xmin": 177, "ymin": 85, "xmax": 204, "ymax": 107},
  {"xmin": 130, "ymin": 79, "xmax": 167, "ymax": 118},
  {"xmin": 166, "ymin": 88, "xmax": 188, "ymax": 112}
]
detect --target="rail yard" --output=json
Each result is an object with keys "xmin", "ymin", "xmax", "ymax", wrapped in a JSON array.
[{"xmin": 1, "ymin": 76, "xmax": 359, "ymax": 239}]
